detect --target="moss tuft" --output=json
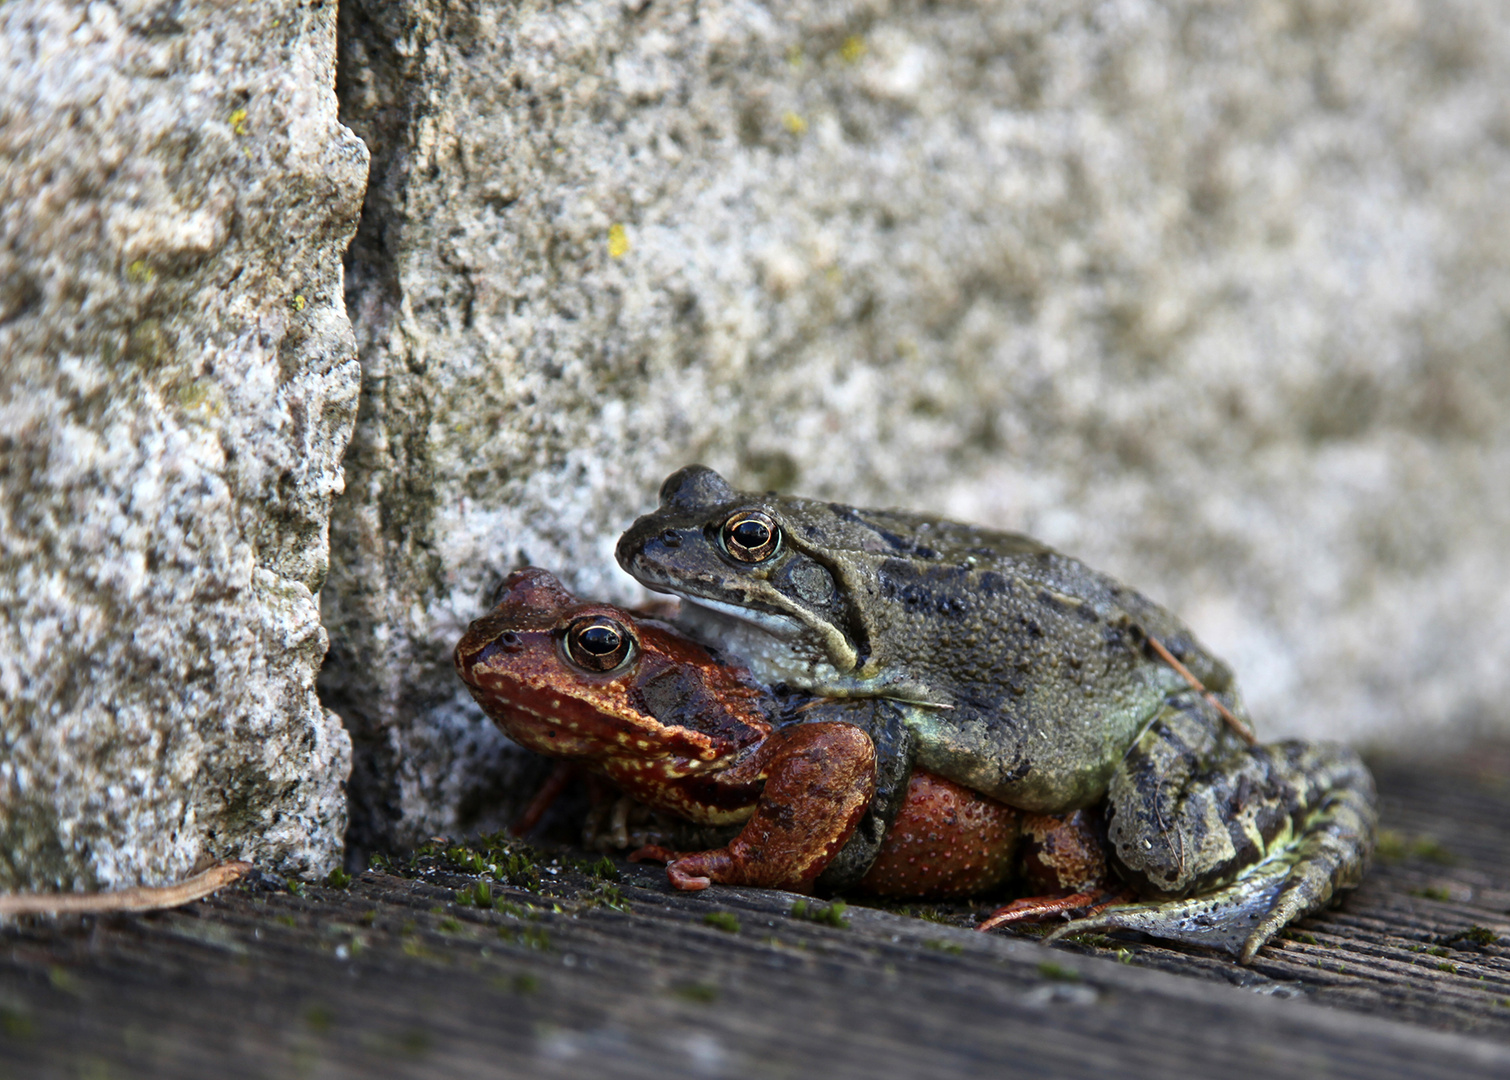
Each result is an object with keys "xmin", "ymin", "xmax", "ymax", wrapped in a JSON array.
[
  {"xmin": 790, "ymin": 899, "xmax": 849, "ymax": 928},
  {"xmin": 1036, "ymin": 961, "xmax": 1079, "ymax": 982}
]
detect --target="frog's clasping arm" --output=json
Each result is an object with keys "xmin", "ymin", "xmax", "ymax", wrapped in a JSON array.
[{"xmin": 1146, "ymin": 635, "xmax": 1257, "ymax": 746}]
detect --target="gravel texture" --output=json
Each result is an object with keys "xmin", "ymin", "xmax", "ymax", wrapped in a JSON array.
[{"xmin": 0, "ymin": 1, "xmax": 366, "ymax": 889}]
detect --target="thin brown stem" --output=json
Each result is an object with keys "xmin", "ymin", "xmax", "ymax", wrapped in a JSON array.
[
  {"xmin": 0, "ymin": 861, "xmax": 253, "ymax": 917},
  {"xmin": 1146, "ymin": 635, "xmax": 1258, "ymax": 747}
]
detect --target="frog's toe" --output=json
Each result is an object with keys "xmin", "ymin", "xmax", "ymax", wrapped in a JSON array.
[
  {"xmin": 1044, "ymin": 859, "xmax": 1292, "ymax": 958},
  {"xmin": 1045, "ymin": 840, "xmax": 1360, "ymax": 962}
]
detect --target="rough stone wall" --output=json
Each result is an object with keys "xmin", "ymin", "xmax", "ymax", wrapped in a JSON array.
[
  {"xmin": 327, "ymin": 0, "xmax": 1510, "ymax": 851},
  {"xmin": 0, "ymin": 1, "xmax": 366, "ymax": 890}
]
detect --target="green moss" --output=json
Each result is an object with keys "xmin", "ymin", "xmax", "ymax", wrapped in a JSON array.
[
  {"xmin": 923, "ymin": 939, "xmax": 963, "ymax": 956},
  {"xmin": 1374, "ymin": 830, "xmax": 1407, "ymax": 862},
  {"xmin": 1286, "ymin": 931, "xmax": 1319, "ymax": 946},
  {"xmin": 437, "ymin": 918, "xmax": 464, "ymax": 934},
  {"xmin": 790, "ymin": 899, "xmax": 849, "ymax": 928},
  {"xmin": 500, "ymin": 926, "xmax": 552, "ymax": 951},
  {"xmin": 1437, "ymin": 962, "xmax": 1459, "ymax": 974},
  {"xmin": 582, "ymin": 883, "xmax": 630, "ymax": 912},
  {"xmin": 324, "ymin": 868, "xmax": 352, "ymax": 890},
  {"xmin": 456, "ymin": 881, "xmax": 492, "ymax": 908},
  {"xmin": 587, "ymin": 856, "xmax": 618, "ymax": 881},
  {"xmin": 1409, "ymin": 944, "xmax": 1452, "ymax": 957},
  {"xmin": 1036, "ymin": 962, "xmax": 1079, "ymax": 982},
  {"xmin": 1443, "ymin": 926, "xmax": 1499, "ymax": 948},
  {"xmin": 1411, "ymin": 886, "xmax": 1452, "ymax": 902},
  {"xmin": 305, "ymin": 1005, "xmax": 334, "ymax": 1034},
  {"xmin": 1061, "ymin": 933, "xmax": 1117, "ymax": 949},
  {"xmin": 702, "ymin": 911, "xmax": 740, "ymax": 934},
  {"xmin": 1377, "ymin": 831, "xmax": 1458, "ymax": 865},
  {"xmin": 395, "ymin": 1029, "xmax": 429, "ymax": 1056},
  {"xmin": 1412, "ymin": 838, "xmax": 1458, "ymax": 865},
  {"xmin": 671, "ymin": 982, "xmax": 719, "ymax": 1004},
  {"xmin": 126, "ymin": 260, "xmax": 154, "ymax": 284},
  {"xmin": 275, "ymin": 915, "xmax": 297, "ymax": 928},
  {"xmin": 286, "ymin": 880, "xmax": 305, "ymax": 898},
  {"xmin": 0, "ymin": 1003, "xmax": 34, "ymax": 1040},
  {"xmin": 1116, "ymin": 949, "xmax": 1134, "ymax": 965},
  {"xmin": 400, "ymin": 937, "xmax": 443, "ymax": 962}
]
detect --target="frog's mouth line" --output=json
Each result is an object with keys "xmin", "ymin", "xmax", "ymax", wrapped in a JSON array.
[{"xmin": 677, "ymin": 595, "xmax": 805, "ymax": 640}]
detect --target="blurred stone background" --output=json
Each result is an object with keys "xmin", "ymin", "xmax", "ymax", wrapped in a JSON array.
[
  {"xmin": 326, "ymin": 0, "xmax": 1510, "ymax": 852},
  {"xmin": 5, "ymin": 0, "xmax": 1509, "ymax": 885}
]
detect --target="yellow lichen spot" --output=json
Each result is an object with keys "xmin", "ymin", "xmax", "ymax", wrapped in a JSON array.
[
  {"xmin": 782, "ymin": 111, "xmax": 807, "ymax": 136},
  {"xmin": 229, "ymin": 107, "xmax": 249, "ymax": 136},
  {"xmin": 607, "ymin": 223, "xmax": 630, "ymax": 259},
  {"xmin": 176, "ymin": 379, "xmax": 217, "ymax": 414},
  {"xmin": 126, "ymin": 260, "xmax": 153, "ymax": 284},
  {"xmin": 292, "ymin": 294, "xmax": 306, "ymax": 312},
  {"xmin": 840, "ymin": 36, "xmax": 866, "ymax": 64},
  {"xmin": 786, "ymin": 44, "xmax": 804, "ymax": 69}
]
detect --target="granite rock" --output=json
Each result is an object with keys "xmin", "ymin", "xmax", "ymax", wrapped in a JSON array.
[
  {"xmin": 325, "ymin": 0, "xmax": 1510, "ymax": 850},
  {"xmin": 0, "ymin": 1, "xmax": 366, "ymax": 889}
]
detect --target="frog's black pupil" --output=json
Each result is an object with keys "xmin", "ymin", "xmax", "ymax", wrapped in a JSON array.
[
  {"xmin": 577, "ymin": 625, "xmax": 620, "ymax": 655},
  {"xmin": 732, "ymin": 520, "xmax": 770, "ymax": 548}
]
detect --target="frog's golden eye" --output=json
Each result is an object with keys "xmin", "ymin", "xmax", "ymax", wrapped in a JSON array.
[
  {"xmin": 721, "ymin": 511, "xmax": 781, "ymax": 563},
  {"xmin": 563, "ymin": 617, "xmax": 634, "ymax": 672}
]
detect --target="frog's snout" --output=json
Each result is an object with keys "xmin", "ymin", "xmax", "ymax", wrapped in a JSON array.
[{"xmin": 615, "ymin": 524, "xmax": 676, "ymax": 587}]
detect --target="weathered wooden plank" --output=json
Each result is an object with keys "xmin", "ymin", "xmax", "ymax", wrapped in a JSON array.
[{"xmin": 2, "ymin": 744, "xmax": 1509, "ymax": 1079}]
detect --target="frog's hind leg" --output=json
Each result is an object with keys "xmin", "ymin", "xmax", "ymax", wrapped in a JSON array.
[
  {"xmin": 976, "ymin": 886, "xmax": 1135, "ymax": 932},
  {"xmin": 1089, "ymin": 725, "xmax": 1377, "ymax": 961}
]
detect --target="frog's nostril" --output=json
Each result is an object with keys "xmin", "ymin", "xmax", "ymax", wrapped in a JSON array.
[
  {"xmin": 660, "ymin": 529, "xmax": 681, "ymax": 548},
  {"xmin": 476, "ymin": 632, "xmax": 524, "ymax": 666}
]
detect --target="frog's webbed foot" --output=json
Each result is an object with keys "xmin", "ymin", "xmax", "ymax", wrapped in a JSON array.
[
  {"xmin": 1043, "ymin": 864, "xmax": 1292, "ymax": 957},
  {"xmin": 1083, "ymin": 747, "xmax": 1378, "ymax": 961}
]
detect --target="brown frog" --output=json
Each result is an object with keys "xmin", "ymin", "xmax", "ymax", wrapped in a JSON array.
[{"xmin": 453, "ymin": 568, "xmax": 1107, "ymax": 903}]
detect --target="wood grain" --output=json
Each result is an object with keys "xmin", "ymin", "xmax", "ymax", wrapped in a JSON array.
[{"xmin": 2, "ymin": 744, "xmax": 1508, "ymax": 1079}]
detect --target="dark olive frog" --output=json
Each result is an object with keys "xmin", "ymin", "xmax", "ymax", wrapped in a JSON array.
[{"xmin": 616, "ymin": 465, "xmax": 1378, "ymax": 960}]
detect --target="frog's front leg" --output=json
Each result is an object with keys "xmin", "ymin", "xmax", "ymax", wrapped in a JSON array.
[
  {"xmin": 1072, "ymin": 694, "xmax": 1377, "ymax": 960},
  {"xmin": 634, "ymin": 722, "xmax": 876, "ymax": 892}
]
